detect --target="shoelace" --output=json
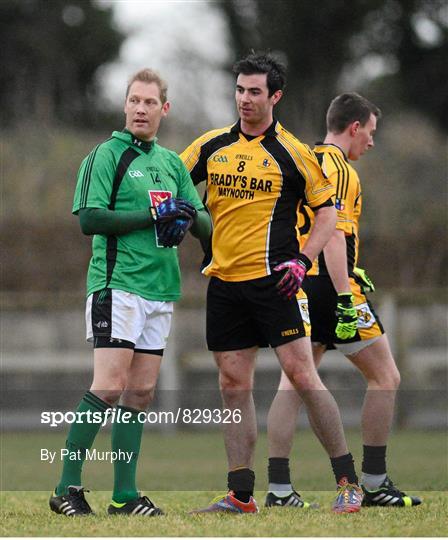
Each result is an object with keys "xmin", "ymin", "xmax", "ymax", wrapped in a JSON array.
[
  {"xmin": 140, "ymin": 495, "xmax": 164, "ymax": 514},
  {"xmin": 210, "ymin": 492, "xmax": 232, "ymax": 504},
  {"xmin": 68, "ymin": 488, "xmax": 91, "ymax": 512},
  {"xmin": 337, "ymin": 483, "xmax": 361, "ymax": 498},
  {"xmin": 384, "ymin": 478, "xmax": 406, "ymax": 497},
  {"xmin": 139, "ymin": 495, "xmax": 155, "ymax": 507}
]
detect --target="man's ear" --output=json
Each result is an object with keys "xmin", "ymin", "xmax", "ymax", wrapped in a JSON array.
[
  {"xmin": 271, "ymin": 89, "xmax": 283, "ymax": 106},
  {"xmin": 161, "ymin": 101, "xmax": 170, "ymax": 117},
  {"xmin": 349, "ymin": 120, "xmax": 360, "ymax": 137}
]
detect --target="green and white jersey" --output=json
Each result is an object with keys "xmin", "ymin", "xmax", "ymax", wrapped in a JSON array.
[{"xmin": 73, "ymin": 130, "xmax": 204, "ymax": 301}]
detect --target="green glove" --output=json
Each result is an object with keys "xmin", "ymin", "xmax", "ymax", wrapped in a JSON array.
[
  {"xmin": 354, "ymin": 266, "xmax": 375, "ymax": 292},
  {"xmin": 335, "ymin": 293, "xmax": 358, "ymax": 340}
]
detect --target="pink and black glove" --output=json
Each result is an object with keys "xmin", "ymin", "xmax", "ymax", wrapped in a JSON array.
[{"xmin": 274, "ymin": 253, "xmax": 312, "ymax": 300}]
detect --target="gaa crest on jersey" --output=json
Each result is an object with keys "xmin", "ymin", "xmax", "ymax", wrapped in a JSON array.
[
  {"xmin": 356, "ymin": 302, "xmax": 376, "ymax": 328},
  {"xmin": 335, "ymin": 198, "xmax": 345, "ymax": 210},
  {"xmin": 262, "ymin": 159, "xmax": 271, "ymax": 167},
  {"xmin": 148, "ymin": 190, "xmax": 173, "ymax": 248}
]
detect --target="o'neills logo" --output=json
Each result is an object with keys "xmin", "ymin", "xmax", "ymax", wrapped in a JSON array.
[{"xmin": 281, "ymin": 328, "xmax": 299, "ymax": 337}]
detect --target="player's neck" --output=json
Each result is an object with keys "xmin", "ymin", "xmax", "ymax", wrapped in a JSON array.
[
  {"xmin": 323, "ymin": 133, "xmax": 349, "ymax": 157},
  {"xmin": 240, "ymin": 116, "xmax": 273, "ymax": 137}
]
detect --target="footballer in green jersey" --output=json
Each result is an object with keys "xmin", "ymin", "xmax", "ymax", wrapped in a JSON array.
[
  {"xmin": 73, "ymin": 128, "xmax": 204, "ymax": 301},
  {"xmin": 50, "ymin": 69, "xmax": 210, "ymax": 519}
]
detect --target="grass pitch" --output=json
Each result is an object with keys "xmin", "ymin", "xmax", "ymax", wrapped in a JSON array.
[{"xmin": 1, "ymin": 429, "xmax": 446, "ymax": 536}]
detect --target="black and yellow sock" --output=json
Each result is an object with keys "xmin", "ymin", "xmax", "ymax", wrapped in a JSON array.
[
  {"xmin": 111, "ymin": 405, "xmax": 144, "ymax": 504},
  {"xmin": 56, "ymin": 391, "xmax": 110, "ymax": 496}
]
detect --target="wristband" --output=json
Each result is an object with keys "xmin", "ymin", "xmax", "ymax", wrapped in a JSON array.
[
  {"xmin": 337, "ymin": 293, "xmax": 354, "ymax": 305},
  {"xmin": 297, "ymin": 253, "xmax": 312, "ymax": 272}
]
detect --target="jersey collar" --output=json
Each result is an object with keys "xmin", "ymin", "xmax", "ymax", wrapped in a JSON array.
[
  {"xmin": 123, "ymin": 129, "xmax": 156, "ymax": 153},
  {"xmin": 314, "ymin": 141, "xmax": 348, "ymax": 162},
  {"xmin": 231, "ymin": 118, "xmax": 279, "ymax": 138}
]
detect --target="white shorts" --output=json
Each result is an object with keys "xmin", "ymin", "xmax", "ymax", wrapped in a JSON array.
[{"xmin": 86, "ymin": 289, "xmax": 173, "ymax": 351}]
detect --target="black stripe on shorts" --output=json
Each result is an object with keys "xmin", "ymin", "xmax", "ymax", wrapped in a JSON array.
[{"xmin": 91, "ymin": 289, "xmax": 112, "ymax": 337}]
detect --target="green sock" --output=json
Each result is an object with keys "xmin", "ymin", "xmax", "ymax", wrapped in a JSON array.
[
  {"xmin": 111, "ymin": 405, "xmax": 144, "ymax": 504},
  {"xmin": 55, "ymin": 391, "xmax": 110, "ymax": 496}
]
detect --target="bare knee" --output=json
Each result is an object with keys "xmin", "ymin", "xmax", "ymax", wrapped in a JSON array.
[
  {"xmin": 121, "ymin": 384, "xmax": 157, "ymax": 410},
  {"xmin": 91, "ymin": 377, "xmax": 127, "ymax": 406},
  {"xmin": 283, "ymin": 362, "xmax": 322, "ymax": 393},
  {"xmin": 215, "ymin": 349, "xmax": 256, "ymax": 393},
  {"xmin": 365, "ymin": 364, "xmax": 401, "ymax": 391},
  {"xmin": 91, "ymin": 349, "xmax": 134, "ymax": 405},
  {"xmin": 380, "ymin": 366, "xmax": 401, "ymax": 390},
  {"xmin": 219, "ymin": 367, "xmax": 253, "ymax": 392}
]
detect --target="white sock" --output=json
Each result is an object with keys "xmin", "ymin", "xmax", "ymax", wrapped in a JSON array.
[
  {"xmin": 269, "ymin": 483, "xmax": 293, "ymax": 497},
  {"xmin": 361, "ymin": 472, "xmax": 387, "ymax": 491}
]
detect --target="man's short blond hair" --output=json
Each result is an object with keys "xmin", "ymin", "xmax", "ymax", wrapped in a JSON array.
[{"xmin": 126, "ymin": 69, "xmax": 168, "ymax": 103}]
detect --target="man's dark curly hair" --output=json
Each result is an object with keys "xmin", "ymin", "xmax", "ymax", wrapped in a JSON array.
[{"xmin": 233, "ymin": 52, "xmax": 287, "ymax": 97}]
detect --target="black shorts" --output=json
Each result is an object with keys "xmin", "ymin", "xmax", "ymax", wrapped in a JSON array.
[
  {"xmin": 206, "ymin": 275, "xmax": 308, "ymax": 351},
  {"xmin": 302, "ymin": 275, "xmax": 384, "ymax": 349}
]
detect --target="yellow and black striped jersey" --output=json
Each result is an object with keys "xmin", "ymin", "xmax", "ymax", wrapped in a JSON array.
[
  {"xmin": 181, "ymin": 120, "xmax": 334, "ymax": 281},
  {"xmin": 298, "ymin": 143, "xmax": 362, "ymax": 276}
]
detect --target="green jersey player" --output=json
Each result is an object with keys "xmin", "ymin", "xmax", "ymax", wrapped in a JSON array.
[{"xmin": 49, "ymin": 68, "xmax": 210, "ymax": 518}]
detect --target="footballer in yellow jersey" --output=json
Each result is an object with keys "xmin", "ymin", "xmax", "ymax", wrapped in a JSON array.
[
  {"xmin": 267, "ymin": 93, "xmax": 421, "ymax": 509},
  {"xmin": 298, "ymin": 142, "xmax": 384, "ymax": 348},
  {"xmin": 183, "ymin": 54, "xmax": 363, "ymax": 516},
  {"xmin": 181, "ymin": 119, "xmax": 334, "ymax": 282},
  {"xmin": 299, "ymin": 143, "xmax": 361, "ymax": 278}
]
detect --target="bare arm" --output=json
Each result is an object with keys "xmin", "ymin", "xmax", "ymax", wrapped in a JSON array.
[
  {"xmin": 301, "ymin": 205, "xmax": 337, "ymax": 263},
  {"xmin": 274, "ymin": 205, "xmax": 337, "ymax": 301},
  {"xmin": 323, "ymin": 228, "xmax": 351, "ymax": 294}
]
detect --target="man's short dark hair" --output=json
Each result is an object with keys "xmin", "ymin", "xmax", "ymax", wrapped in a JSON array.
[
  {"xmin": 327, "ymin": 93, "xmax": 381, "ymax": 134},
  {"xmin": 233, "ymin": 52, "xmax": 287, "ymax": 97}
]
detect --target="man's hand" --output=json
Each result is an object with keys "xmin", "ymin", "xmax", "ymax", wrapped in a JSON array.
[
  {"xmin": 158, "ymin": 217, "xmax": 193, "ymax": 248},
  {"xmin": 274, "ymin": 254, "xmax": 312, "ymax": 300},
  {"xmin": 335, "ymin": 293, "xmax": 358, "ymax": 339},
  {"xmin": 150, "ymin": 198, "xmax": 197, "ymax": 222},
  {"xmin": 354, "ymin": 266, "xmax": 375, "ymax": 292}
]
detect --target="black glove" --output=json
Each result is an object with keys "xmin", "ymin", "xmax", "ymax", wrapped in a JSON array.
[
  {"xmin": 158, "ymin": 217, "xmax": 193, "ymax": 247},
  {"xmin": 150, "ymin": 198, "xmax": 197, "ymax": 222}
]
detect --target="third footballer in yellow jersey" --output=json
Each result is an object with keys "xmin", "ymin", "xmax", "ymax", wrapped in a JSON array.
[
  {"xmin": 266, "ymin": 94, "xmax": 421, "ymax": 509},
  {"xmin": 298, "ymin": 141, "xmax": 384, "ymax": 348},
  {"xmin": 181, "ymin": 119, "xmax": 334, "ymax": 282},
  {"xmin": 299, "ymin": 143, "xmax": 361, "ymax": 278}
]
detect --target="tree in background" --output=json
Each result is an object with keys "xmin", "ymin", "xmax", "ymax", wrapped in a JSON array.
[
  {"xmin": 0, "ymin": 0, "xmax": 123, "ymax": 127},
  {"xmin": 218, "ymin": 0, "xmax": 448, "ymax": 135},
  {"xmin": 216, "ymin": 0, "xmax": 447, "ymax": 288},
  {"xmin": 1, "ymin": 0, "xmax": 446, "ymax": 292}
]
